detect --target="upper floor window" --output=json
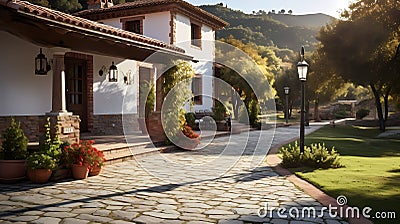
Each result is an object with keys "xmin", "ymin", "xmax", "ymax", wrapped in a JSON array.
[
  {"xmin": 191, "ymin": 22, "xmax": 201, "ymax": 47},
  {"xmin": 121, "ymin": 16, "xmax": 144, "ymax": 35}
]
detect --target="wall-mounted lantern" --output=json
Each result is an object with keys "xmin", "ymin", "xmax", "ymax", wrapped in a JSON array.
[
  {"xmin": 35, "ymin": 48, "xmax": 51, "ymax": 75},
  {"xmin": 124, "ymin": 70, "xmax": 133, "ymax": 85},
  {"xmin": 99, "ymin": 61, "xmax": 118, "ymax": 82},
  {"xmin": 109, "ymin": 61, "xmax": 118, "ymax": 82}
]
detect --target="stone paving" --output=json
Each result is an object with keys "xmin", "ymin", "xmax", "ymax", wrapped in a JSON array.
[{"xmin": 0, "ymin": 126, "xmax": 349, "ymax": 224}]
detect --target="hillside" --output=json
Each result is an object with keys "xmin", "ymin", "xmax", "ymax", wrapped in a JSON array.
[
  {"xmin": 200, "ymin": 4, "xmax": 336, "ymax": 52},
  {"xmin": 269, "ymin": 13, "xmax": 335, "ymax": 29}
]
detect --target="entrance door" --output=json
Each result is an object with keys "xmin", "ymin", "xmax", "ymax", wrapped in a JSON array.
[
  {"xmin": 138, "ymin": 67, "xmax": 152, "ymax": 117},
  {"xmin": 65, "ymin": 58, "xmax": 88, "ymax": 132}
]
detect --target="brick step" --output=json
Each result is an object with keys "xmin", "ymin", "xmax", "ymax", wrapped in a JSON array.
[{"xmin": 100, "ymin": 143, "xmax": 175, "ymax": 165}]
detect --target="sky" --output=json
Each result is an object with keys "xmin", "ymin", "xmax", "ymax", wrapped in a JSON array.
[{"xmin": 186, "ymin": 0, "xmax": 354, "ymax": 18}]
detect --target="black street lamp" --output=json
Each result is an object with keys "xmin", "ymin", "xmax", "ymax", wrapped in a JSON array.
[
  {"xmin": 297, "ymin": 46, "xmax": 309, "ymax": 153},
  {"xmin": 284, "ymin": 86, "xmax": 290, "ymax": 124}
]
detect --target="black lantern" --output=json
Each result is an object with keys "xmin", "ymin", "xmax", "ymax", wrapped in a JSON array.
[
  {"xmin": 284, "ymin": 86, "xmax": 290, "ymax": 95},
  {"xmin": 109, "ymin": 61, "xmax": 118, "ymax": 82},
  {"xmin": 35, "ymin": 48, "xmax": 50, "ymax": 75}
]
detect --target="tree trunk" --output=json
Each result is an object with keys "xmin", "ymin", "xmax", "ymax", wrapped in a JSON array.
[
  {"xmin": 384, "ymin": 87, "xmax": 391, "ymax": 122},
  {"xmin": 370, "ymin": 83, "xmax": 385, "ymax": 131},
  {"xmin": 314, "ymin": 99, "xmax": 321, "ymax": 121}
]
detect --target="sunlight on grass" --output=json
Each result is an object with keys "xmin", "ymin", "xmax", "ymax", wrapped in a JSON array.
[
  {"xmin": 310, "ymin": 137, "xmax": 365, "ymax": 142},
  {"xmin": 283, "ymin": 125, "xmax": 400, "ymax": 224}
]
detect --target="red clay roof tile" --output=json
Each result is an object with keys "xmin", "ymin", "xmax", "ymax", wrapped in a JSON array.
[{"xmin": 0, "ymin": 0, "xmax": 185, "ymax": 53}]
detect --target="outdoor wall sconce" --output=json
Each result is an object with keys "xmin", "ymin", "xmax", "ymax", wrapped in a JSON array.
[
  {"xmin": 98, "ymin": 61, "xmax": 118, "ymax": 82},
  {"xmin": 123, "ymin": 70, "xmax": 133, "ymax": 85},
  {"xmin": 35, "ymin": 48, "xmax": 51, "ymax": 75}
]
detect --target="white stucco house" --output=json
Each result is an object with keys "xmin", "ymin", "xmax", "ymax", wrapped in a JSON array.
[{"xmin": 0, "ymin": 0, "xmax": 227, "ymax": 142}]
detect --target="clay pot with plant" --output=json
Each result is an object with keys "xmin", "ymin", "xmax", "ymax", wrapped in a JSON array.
[
  {"xmin": 213, "ymin": 101, "xmax": 229, "ymax": 131},
  {"xmin": 27, "ymin": 117, "xmax": 62, "ymax": 183},
  {"xmin": 0, "ymin": 118, "xmax": 28, "ymax": 183},
  {"xmin": 27, "ymin": 153, "xmax": 57, "ymax": 183}
]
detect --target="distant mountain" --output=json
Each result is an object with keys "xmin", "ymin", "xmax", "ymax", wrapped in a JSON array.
[
  {"xmin": 269, "ymin": 13, "xmax": 335, "ymax": 29},
  {"xmin": 199, "ymin": 4, "xmax": 336, "ymax": 52}
]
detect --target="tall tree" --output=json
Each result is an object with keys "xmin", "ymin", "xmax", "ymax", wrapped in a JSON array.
[{"xmin": 318, "ymin": 0, "xmax": 400, "ymax": 131}]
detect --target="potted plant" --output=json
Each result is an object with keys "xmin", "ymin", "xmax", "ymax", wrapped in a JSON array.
[
  {"xmin": 64, "ymin": 140, "xmax": 97, "ymax": 179},
  {"xmin": 0, "ymin": 118, "xmax": 28, "ymax": 183},
  {"xmin": 27, "ymin": 118, "xmax": 62, "ymax": 183},
  {"xmin": 27, "ymin": 153, "xmax": 57, "ymax": 183},
  {"xmin": 138, "ymin": 81, "xmax": 155, "ymax": 134},
  {"xmin": 177, "ymin": 125, "xmax": 201, "ymax": 150},
  {"xmin": 88, "ymin": 143, "xmax": 106, "ymax": 176},
  {"xmin": 213, "ymin": 101, "xmax": 229, "ymax": 131}
]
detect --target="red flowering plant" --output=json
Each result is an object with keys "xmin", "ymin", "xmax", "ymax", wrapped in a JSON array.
[
  {"xmin": 177, "ymin": 125, "xmax": 201, "ymax": 149},
  {"xmin": 62, "ymin": 140, "xmax": 105, "ymax": 168}
]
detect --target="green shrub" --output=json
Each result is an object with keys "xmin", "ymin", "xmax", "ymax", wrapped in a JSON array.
[
  {"xmin": 280, "ymin": 142, "xmax": 342, "ymax": 169},
  {"xmin": 356, "ymin": 108, "xmax": 370, "ymax": 120},
  {"xmin": 213, "ymin": 100, "xmax": 227, "ymax": 122},
  {"xmin": 0, "ymin": 118, "xmax": 28, "ymax": 160},
  {"xmin": 27, "ymin": 153, "xmax": 57, "ymax": 170},
  {"xmin": 185, "ymin": 112, "xmax": 197, "ymax": 129}
]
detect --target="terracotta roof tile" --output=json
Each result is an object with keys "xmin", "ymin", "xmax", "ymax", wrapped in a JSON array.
[
  {"xmin": 0, "ymin": 0, "xmax": 185, "ymax": 53},
  {"xmin": 74, "ymin": 0, "xmax": 228, "ymax": 29}
]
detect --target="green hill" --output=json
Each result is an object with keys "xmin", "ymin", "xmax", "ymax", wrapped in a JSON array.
[{"xmin": 200, "ymin": 4, "xmax": 335, "ymax": 52}]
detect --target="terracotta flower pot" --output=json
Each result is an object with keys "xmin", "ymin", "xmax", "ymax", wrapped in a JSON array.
[
  {"xmin": 27, "ymin": 169, "xmax": 52, "ymax": 184},
  {"xmin": 51, "ymin": 168, "xmax": 71, "ymax": 181},
  {"xmin": 0, "ymin": 160, "xmax": 26, "ymax": 183},
  {"xmin": 71, "ymin": 164, "xmax": 89, "ymax": 180},
  {"xmin": 89, "ymin": 166, "xmax": 102, "ymax": 176}
]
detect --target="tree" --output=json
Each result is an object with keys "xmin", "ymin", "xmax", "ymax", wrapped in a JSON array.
[
  {"xmin": 318, "ymin": 0, "xmax": 400, "ymax": 131},
  {"xmin": 280, "ymin": 9, "xmax": 285, "ymax": 14},
  {"xmin": 288, "ymin": 10, "xmax": 293, "ymax": 15}
]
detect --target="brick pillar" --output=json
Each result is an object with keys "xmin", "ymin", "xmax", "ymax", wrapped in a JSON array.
[{"xmin": 41, "ymin": 115, "xmax": 80, "ymax": 144}]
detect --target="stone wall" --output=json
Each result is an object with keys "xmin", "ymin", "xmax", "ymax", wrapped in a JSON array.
[
  {"xmin": 0, "ymin": 116, "xmax": 43, "ymax": 142},
  {"xmin": 43, "ymin": 114, "xmax": 80, "ymax": 144},
  {"xmin": 0, "ymin": 114, "xmax": 80, "ymax": 144},
  {"xmin": 92, "ymin": 114, "xmax": 140, "ymax": 135}
]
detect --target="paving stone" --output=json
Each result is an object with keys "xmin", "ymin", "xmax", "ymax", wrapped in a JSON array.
[
  {"xmin": 93, "ymin": 209, "xmax": 111, "ymax": 217},
  {"xmin": 9, "ymin": 216, "xmax": 39, "ymax": 222},
  {"xmin": 204, "ymin": 209, "xmax": 235, "ymax": 215},
  {"xmin": 43, "ymin": 212, "xmax": 77, "ymax": 218},
  {"xmin": 133, "ymin": 215, "xmax": 164, "ymax": 223},
  {"xmin": 76, "ymin": 214, "xmax": 113, "ymax": 223},
  {"xmin": 32, "ymin": 217, "xmax": 61, "ymax": 224},
  {"xmin": 70, "ymin": 208, "xmax": 98, "ymax": 214},
  {"xmin": 11, "ymin": 195, "xmax": 63, "ymax": 205},
  {"xmin": 61, "ymin": 218, "xmax": 89, "ymax": 224},
  {"xmin": 42, "ymin": 207, "xmax": 72, "ymax": 212},
  {"xmin": 143, "ymin": 211, "xmax": 180, "ymax": 219},
  {"xmin": 110, "ymin": 210, "xmax": 139, "ymax": 221}
]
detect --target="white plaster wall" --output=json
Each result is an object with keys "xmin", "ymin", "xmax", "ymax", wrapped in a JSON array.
[
  {"xmin": 99, "ymin": 12, "xmax": 170, "ymax": 43},
  {"xmin": 0, "ymin": 31, "xmax": 52, "ymax": 116},
  {"xmin": 93, "ymin": 56, "xmax": 139, "ymax": 115},
  {"xmin": 99, "ymin": 18, "xmax": 123, "ymax": 29},
  {"xmin": 143, "ymin": 12, "xmax": 170, "ymax": 43},
  {"xmin": 175, "ymin": 14, "xmax": 215, "ymax": 111}
]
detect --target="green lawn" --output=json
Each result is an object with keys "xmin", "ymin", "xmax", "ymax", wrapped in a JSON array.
[{"xmin": 286, "ymin": 125, "xmax": 400, "ymax": 223}]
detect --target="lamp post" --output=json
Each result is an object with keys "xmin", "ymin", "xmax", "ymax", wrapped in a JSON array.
[
  {"xmin": 284, "ymin": 86, "xmax": 290, "ymax": 124},
  {"xmin": 297, "ymin": 46, "xmax": 309, "ymax": 153}
]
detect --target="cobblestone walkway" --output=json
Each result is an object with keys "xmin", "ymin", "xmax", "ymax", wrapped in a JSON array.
[{"xmin": 0, "ymin": 126, "xmax": 348, "ymax": 224}]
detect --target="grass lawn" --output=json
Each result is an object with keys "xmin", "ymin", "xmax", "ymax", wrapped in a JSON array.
[{"xmin": 286, "ymin": 125, "xmax": 400, "ymax": 223}]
